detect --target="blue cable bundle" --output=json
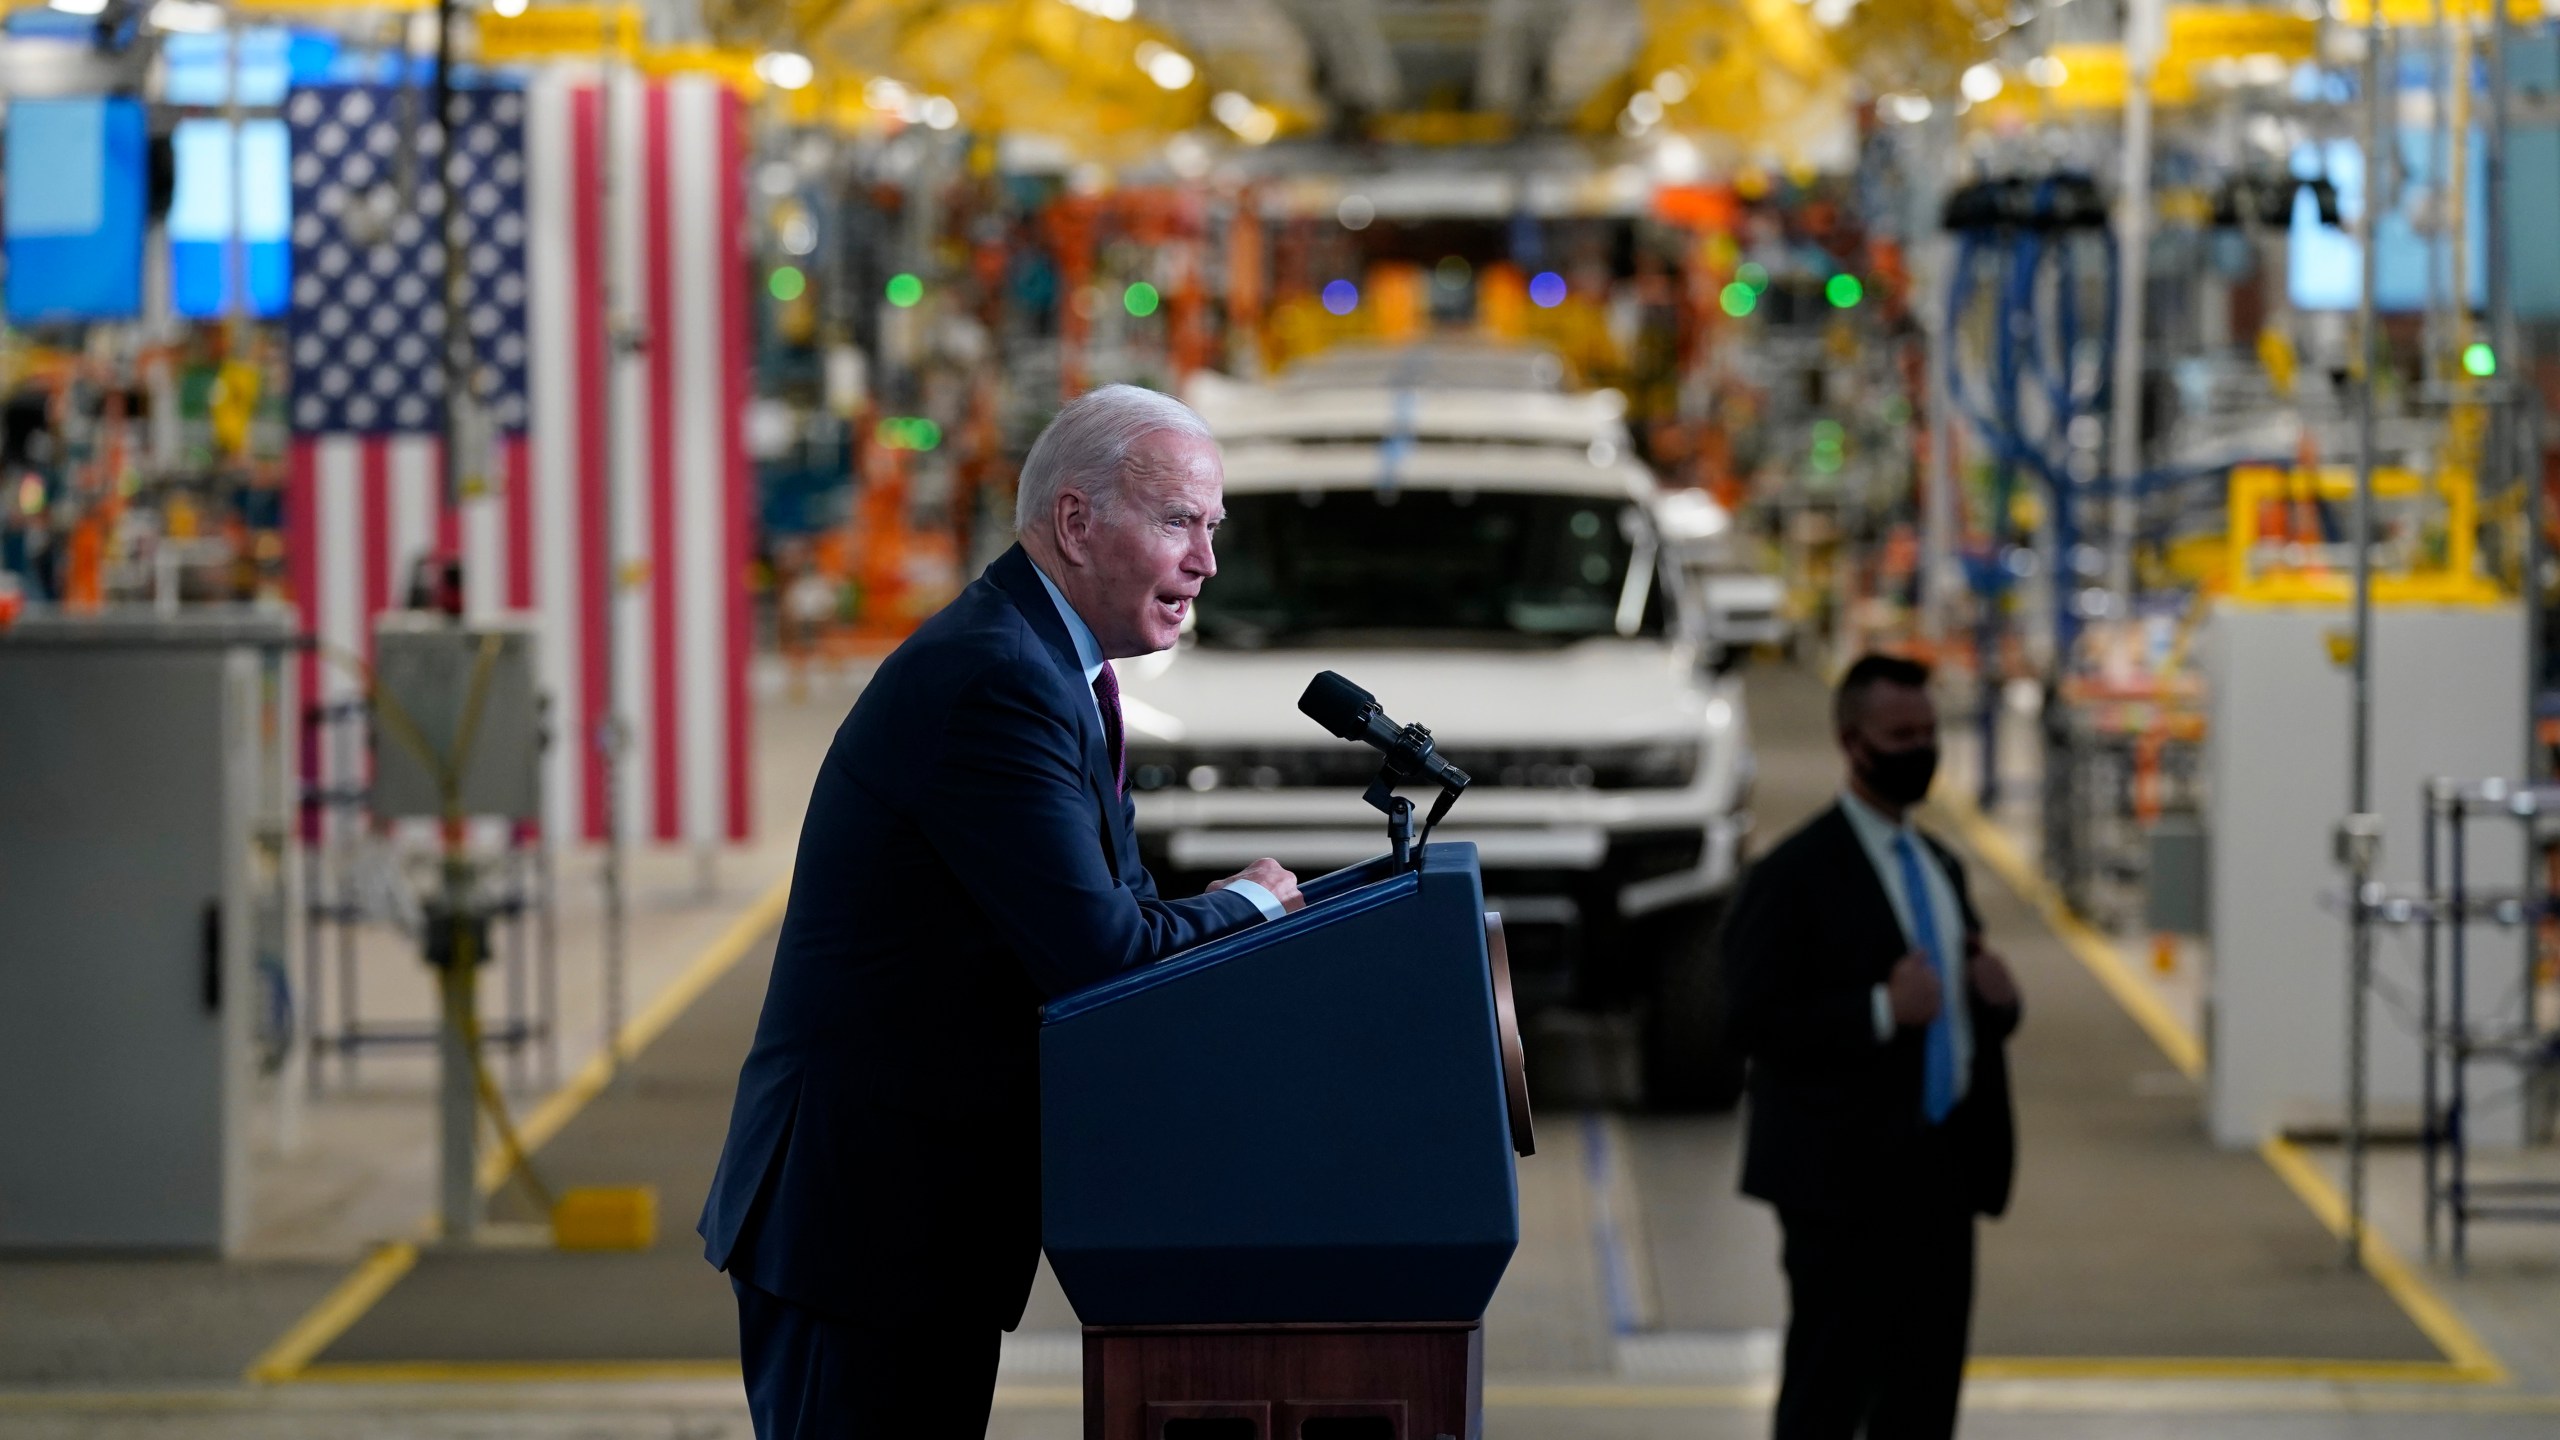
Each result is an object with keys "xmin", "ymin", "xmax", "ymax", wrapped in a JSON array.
[{"xmin": 1942, "ymin": 172, "xmax": 2120, "ymax": 665}]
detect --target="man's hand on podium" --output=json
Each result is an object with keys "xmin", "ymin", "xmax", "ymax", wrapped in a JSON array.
[{"xmin": 1210, "ymin": 858, "xmax": 1305, "ymax": 913}]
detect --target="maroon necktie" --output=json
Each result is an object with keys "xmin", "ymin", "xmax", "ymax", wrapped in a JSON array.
[{"xmin": 1092, "ymin": 661, "xmax": 1127, "ymax": 795}]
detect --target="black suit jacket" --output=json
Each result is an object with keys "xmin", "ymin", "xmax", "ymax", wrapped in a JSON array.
[
  {"xmin": 696, "ymin": 545, "xmax": 1265, "ymax": 1326},
  {"xmin": 1724, "ymin": 803, "xmax": 2019, "ymax": 1219}
]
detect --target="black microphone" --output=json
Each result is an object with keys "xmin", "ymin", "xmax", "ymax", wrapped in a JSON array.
[{"xmin": 1298, "ymin": 671, "xmax": 1470, "ymax": 793}]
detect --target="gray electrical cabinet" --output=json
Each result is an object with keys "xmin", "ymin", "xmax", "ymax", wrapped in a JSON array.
[
  {"xmin": 0, "ymin": 611, "xmax": 297, "ymax": 1252},
  {"xmin": 2204, "ymin": 601, "xmax": 2526, "ymax": 1149}
]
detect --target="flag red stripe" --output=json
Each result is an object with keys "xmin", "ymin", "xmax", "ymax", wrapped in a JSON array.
[
  {"xmin": 361, "ymin": 439, "xmax": 390, "ymax": 651},
  {"xmin": 572, "ymin": 86, "xmax": 611, "ymax": 842},
  {"xmin": 504, "ymin": 435, "xmax": 533, "ymax": 611},
  {"xmin": 719, "ymin": 88, "xmax": 753, "ymax": 841},
  {"xmin": 433, "ymin": 450, "xmax": 459, "ymax": 567},
  {"xmin": 288, "ymin": 439, "xmax": 322, "ymax": 842},
  {"xmin": 645, "ymin": 83, "xmax": 682, "ymax": 843}
]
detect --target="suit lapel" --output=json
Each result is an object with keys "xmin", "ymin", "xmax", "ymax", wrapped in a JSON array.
[
  {"xmin": 984, "ymin": 546, "xmax": 1129, "ymax": 875},
  {"xmin": 1811, "ymin": 804, "xmax": 1907, "ymax": 976}
]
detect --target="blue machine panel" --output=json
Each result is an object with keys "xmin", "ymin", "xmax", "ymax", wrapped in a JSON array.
[
  {"xmin": 1041, "ymin": 843, "xmax": 1523, "ymax": 1326},
  {"xmin": 5, "ymin": 98, "xmax": 146, "ymax": 323}
]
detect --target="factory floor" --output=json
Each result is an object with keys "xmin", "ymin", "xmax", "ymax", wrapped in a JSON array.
[{"xmin": 8, "ymin": 660, "xmax": 2560, "ymax": 1438}]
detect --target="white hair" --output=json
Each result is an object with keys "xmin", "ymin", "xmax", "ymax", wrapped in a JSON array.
[{"xmin": 1013, "ymin": 383, "xmax": 1215, "ymax": 539}]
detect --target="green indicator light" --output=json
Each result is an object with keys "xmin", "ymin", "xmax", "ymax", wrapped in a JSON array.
[
  {"xmin": 885, "ymin": 272, "xmax": 924, "ymax": 308},
  {"xmin": 874, "ymin": 417, "xmax": 945, "ymax": 451},
  {"xmin": 1825, "ymin": 273, "xmax": 1863, "ymax": 308},
  {"xmin": 768, "ymin": 266, "xmax": 806, "ymax": 302},
  {"xmin": 1124, "ymin": 281, "xmax": 1161, "ymax": 317},
  {"xmin": 1719, "ymin": 282, "xmax": 1756, "ymax": 318},
  {"xmin": 1736, "ymin": 262, "xmax": 1770, "ymax": 293},
  {"xmin": 2463, "ymin": 342, "xmax": 2497, "ymax": 378},
  {"xmin": 1811, "ymin": 447, "xmax": 1844, "ymax": 475},
  {"xmin": 1812, "ymin": 419, "xmax": 1845, "ymax": 446}
]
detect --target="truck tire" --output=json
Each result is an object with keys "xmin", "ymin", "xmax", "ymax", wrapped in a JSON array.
[{"xmin": 1639, "ymin": 901, "xmax": 1744, "ymax": 1113}]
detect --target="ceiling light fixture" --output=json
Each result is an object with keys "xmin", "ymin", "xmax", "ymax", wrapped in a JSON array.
[
  {"xmin": 1135, "ymin": 40, "xmax": 1196, "ymax": 90},
  {"xmin": 147, "ymin": 0, "xmax": 225, "ymax": 32},
  {"xmin": 756, "ymin": 52, "xmax": 816, "ymax": 91},
  {"xmin": 1211, "ymin": 91, "xmax": 1277, "ymax": 144}
]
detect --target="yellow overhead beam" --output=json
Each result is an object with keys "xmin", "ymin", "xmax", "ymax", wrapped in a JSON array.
[
  {"xmin": 1828, "ymin": 0, "xmax": 2001, "ymax": 101},
  {"xmin": 478, "ymin": 4, "xmax": 643, "ymax": 63},
  {"xmin": 1601, "ymin": 0, "xmax": 1860, "ymax": 157},
  {"xmin": 2332, "ymin": 0, "xmax": 2544, "ymax": 21},
  {"xmin": 707, "ymin": 0, "xmax": 1297, "ymax": 159},
  {"xmin": 1971, "ymin": 7, "xmax": 2317, "ymax": 120}
]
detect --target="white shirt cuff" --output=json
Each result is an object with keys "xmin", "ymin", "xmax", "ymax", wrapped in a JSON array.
[
  {"xmin": 1871, "ymin": 984, "xmax": 1894, "ymax": 1043},
  {"xmin": 1222, "ymin": 878, "xmax": 1289, "ymax": 922}
]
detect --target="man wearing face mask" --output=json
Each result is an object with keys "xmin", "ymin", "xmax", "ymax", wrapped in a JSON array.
[{"xmin": 1721, "ymin": 654, "xmax": 2022, "ymax": 1440}]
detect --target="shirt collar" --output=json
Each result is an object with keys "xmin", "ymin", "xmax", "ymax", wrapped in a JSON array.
[
  {"xmin": 1838, "ymin": 787, "xmax": 1912, "ymax": 843},
  {"xmin": 1029, "ymin": 559, "xmax": 1105, "ymax": 686}
]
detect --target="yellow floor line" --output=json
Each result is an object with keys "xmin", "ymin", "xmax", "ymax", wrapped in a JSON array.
[
  {"xmin": 245, "ymin": 872, "xmax": 793, "ymax": 1386},
  {"xmin": 1929, "ymin": 796, "xmax": 2203, "ymax": 1080},
  {"xmin": 1969, "ymin": 1355, "xmax": 2490, "ymax": 1384},
  {"xmin": 2257, "ymin": 1135, "xmax": 2511, "ymax": 1383},
  {"xmin": 292, "ymin": 1360, "xmax": 742, "ymax": 1385},
  {"xmin": 1931, "ymin": 792, "xmax": 2508, "ymax": 1387},
  {"xmin": 1484, "ymin": 1381, "xmax": 1770, "ymax": 1409},
  {"xmin": 19, "ymin": 1376, "xmax": 2560, "ymax": 1418},
  {"xmin": 239, "ymin": 799, "xmax": 2520, "ymax": 1398},
  {"xmin": 1487, "ymin": 1380, "xmax": 2560, "ymax": 1414},
  {"xmin": 240, "ymin": 1242, "xmax": 419, "ymax": 1384},
  {"xmin": 490, "ymin": 875, "xmax": 793, "ymax": 1186}
]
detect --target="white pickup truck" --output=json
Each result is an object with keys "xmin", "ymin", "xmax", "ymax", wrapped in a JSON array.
[{"xmin": 1114, "ymin": 356, "xmax": 1761, "ymax": 1108}]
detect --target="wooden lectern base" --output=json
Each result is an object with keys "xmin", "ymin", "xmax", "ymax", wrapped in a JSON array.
[{"xmin": 1082, "ymin": 1321, "xmax": 1483, "ymax": 1440}]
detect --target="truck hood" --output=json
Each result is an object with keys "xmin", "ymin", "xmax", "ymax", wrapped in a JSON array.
[{"xmin": 1115, "ymin": 639, "xmax": 1715, "ymax": 747}]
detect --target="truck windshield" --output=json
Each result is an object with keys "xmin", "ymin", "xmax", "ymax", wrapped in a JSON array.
[{"xmin": 1198, "ymin": 489, "xmax": 1663, "ymax": 649}]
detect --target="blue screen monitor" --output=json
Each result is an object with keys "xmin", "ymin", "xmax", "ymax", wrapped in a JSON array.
[
  {"xmin": 169, "ymin": 118, "xmax": 291, "ymax": 318},
  {"xmin": 4, "ymin": 97, "xmax": 146, "ymax": 323}
]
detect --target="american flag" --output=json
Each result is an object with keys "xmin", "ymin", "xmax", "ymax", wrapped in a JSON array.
[{"xmin": 285, "ymin": 73, "xmax": 752, "ymax": 846}]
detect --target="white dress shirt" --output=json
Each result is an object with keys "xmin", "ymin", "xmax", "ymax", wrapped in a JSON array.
[
  {"xmin": 1030, "ymin": 560, "xmax": 1284, "ymax": 923},
  {"xmin": 1839, "ymin": 789, "xmax": 1971, "ymax": 1099}
]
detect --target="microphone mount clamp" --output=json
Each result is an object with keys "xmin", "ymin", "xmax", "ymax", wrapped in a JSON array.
[{"xmin": 1361, "ymin": 721, "xmax": 1468, "ymax": 871}]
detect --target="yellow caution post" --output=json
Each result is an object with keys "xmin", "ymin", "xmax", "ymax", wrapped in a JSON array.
[{"xmin": 551, "ymin": 1186, "xmax": 660, "ymax": 1252}]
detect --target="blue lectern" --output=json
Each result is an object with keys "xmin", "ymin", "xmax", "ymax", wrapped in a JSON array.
[{"xmin": 1042, "ymin": 842, "xmax": 1533, "ymax": 1439}]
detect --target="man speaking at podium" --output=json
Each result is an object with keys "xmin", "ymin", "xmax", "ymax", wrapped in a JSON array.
[{"xmin": 699, "ymin": 385, "xmax": 1302, "ymax": 1437}]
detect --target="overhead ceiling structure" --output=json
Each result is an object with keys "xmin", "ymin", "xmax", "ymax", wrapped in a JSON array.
[{"xmin": 709, "ymin": 0, "xmax": 1990, "ymax": 167}]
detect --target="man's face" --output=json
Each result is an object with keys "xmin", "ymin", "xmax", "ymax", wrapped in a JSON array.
[
  {"xmin": 1841, "ymin": 681, "xmax": 1939, "ymax": 805},
  {"xmin": 1057, "ymin": 432, "xmax": 1225, "ymax": 659},
  {"xmin": 1843, "ymin": 682, "xmax": 1938, "ymax": 766}
]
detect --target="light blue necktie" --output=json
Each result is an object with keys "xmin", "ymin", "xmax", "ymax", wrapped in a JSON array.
[{"xmin": 1894, "ymin": 831, "xmax": 1959, "ymax": 1125}]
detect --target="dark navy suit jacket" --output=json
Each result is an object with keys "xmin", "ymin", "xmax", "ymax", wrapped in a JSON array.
[
  {"xmin": 698, "ymin": 544, "xmax": 1265, "ymax": 1327},
  {"xmin": 1723, "ymin": 804, "xmax": 2019, "ymax": 1220}
]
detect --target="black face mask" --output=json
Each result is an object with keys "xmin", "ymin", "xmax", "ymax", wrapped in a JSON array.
[{"xmin": 1859, "ymin": 743, "xmax": 1940, "ymax": 808}]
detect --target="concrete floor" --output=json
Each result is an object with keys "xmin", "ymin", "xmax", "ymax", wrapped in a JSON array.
[{"xmin": 8, "ymin": 657, "xmax": 2560, "ymax": 1437}]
